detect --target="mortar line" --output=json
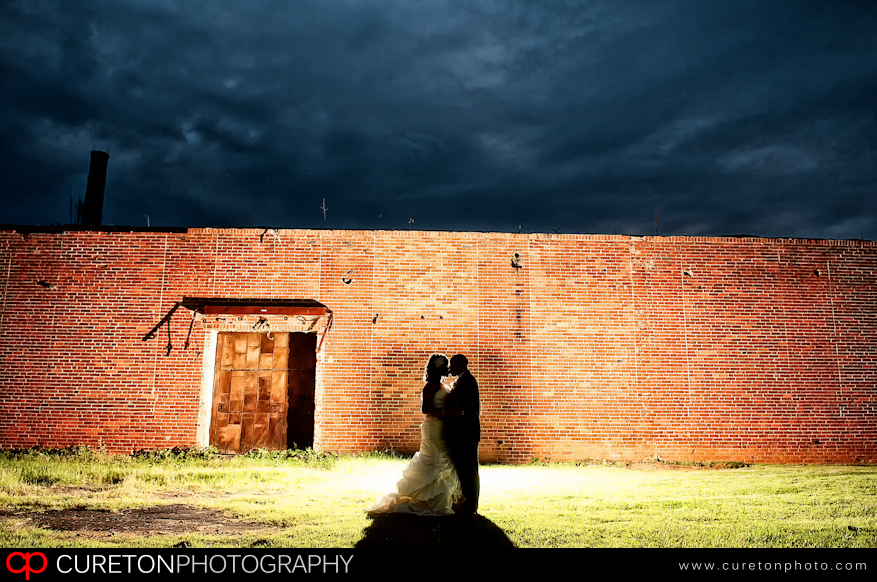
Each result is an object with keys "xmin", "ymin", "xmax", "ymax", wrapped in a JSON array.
[
  {"xmin": 629, "ymin": 240, "xmax": 639, "ymax": 402},
  {"xmin": 826, "ymin": 261, "xmax": 845, "ymax": 409},
  {"xmin": 776, "ymin": 248, "xmax": 794, "ymax": 418},
  {"xmin": 45, "ymin": 234, "xmax": 64, "ymax": 410},
  {"xmin": 681, "ymin": 243, "xmax": 692, "ymax": 418},
  {"xmin": 527, "ymin": 235, "xmax": 533, "ymax": 440},
  {"xmin": 369, "ymin": 230, "xmax": 376, "ymax": 420},
  {"xmin": 211, "ymin": 231, "xmax": 220, "ymax": 296},
  {"xmin": 475, "ymin": 236, "xmax": 480, "ymax": 380},
  {"xmin": 0, "ymin": 237, "xmax": 15, "ymax": 341},
  {"xmin": 151, "ymin": 234, "xmax": 169, "ymax": 402},
  {"xmin": 316, "ymin": 230, "xmax": 325, "ymax": 448}
]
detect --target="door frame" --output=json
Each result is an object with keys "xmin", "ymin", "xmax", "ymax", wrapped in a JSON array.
[
  {"xmin": 196, "ymin": 330, "xmax": 219, "ymax": 449},
  {"xmin": 196, "ymin": 329, "xmax": 323, "ymax": 451},
  {"xmin": 190, "ymin": 298, "xmax": 331, "ymax": 451}
]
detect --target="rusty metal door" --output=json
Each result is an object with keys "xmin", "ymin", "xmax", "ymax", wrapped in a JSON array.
[
  {"xmin": 210, "ymin": 332, "xmax": 289, "ymax": 453},
  {"xmin": 210, "ymin": 332, "xmax": 317, "ymax": 453}
]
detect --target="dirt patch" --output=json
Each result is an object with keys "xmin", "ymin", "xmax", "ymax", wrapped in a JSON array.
[{"xmin": 0, "ymin": 504, "xmax": 277, "ymax": 538}]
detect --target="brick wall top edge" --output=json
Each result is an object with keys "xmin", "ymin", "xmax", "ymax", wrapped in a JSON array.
[
  {"xmin": 1, "ymin": 227, "xmax": 875, "ymax": 247},
  {"xmin": 162, "ymin": 228, "xmax": 877, "ymax": 247}
]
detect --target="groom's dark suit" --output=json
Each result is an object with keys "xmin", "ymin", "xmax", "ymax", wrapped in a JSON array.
[{"xmin": 444, "ymin": 369, "xmax": 480, "ymax": 514}]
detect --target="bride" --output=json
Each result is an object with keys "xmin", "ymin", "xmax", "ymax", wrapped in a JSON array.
[{"xmin": 366, "ymin": 354, "xmax": 463, "ymax": 516}]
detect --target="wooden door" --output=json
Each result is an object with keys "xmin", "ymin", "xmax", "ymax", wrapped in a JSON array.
[{"xmin": 210, "ymin": 332, "xmax": 291, "ymax": 453}]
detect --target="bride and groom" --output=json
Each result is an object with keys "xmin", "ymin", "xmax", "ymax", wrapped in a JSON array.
[{"xmin": 367, "ymin": 353, "xmax": 480, "ymax": 516}]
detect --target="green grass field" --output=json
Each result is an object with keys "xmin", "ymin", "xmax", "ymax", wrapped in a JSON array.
[{"xmin": 0, "ymin": 447, "xmax": 875, "ymax": 548}]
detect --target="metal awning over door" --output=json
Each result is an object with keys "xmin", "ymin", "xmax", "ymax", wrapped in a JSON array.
[
  {"xmin": 182, "ymin": 297, "xmax": 328, "ymax": 316},
  {"xmin": 142, "ymin": 298, "xmax": 332, "ymax": 355}
]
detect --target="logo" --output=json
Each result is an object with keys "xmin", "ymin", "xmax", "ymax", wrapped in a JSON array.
[{"xmin": 6, "ymin": 552, "xmax": 47, "ymax": 580}]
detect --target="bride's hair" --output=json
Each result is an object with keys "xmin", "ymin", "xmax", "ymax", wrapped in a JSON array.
[{"xmin": 423, "ymin": 353, "xmax": 449, "ymax": 382}]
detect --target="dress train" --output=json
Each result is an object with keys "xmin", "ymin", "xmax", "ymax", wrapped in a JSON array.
[{"xmin": 367, "ymin": 394, "xmax": 462, "ymax": 516}]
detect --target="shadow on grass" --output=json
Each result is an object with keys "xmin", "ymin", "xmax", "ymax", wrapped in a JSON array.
[{"xmin": 356, "ymin": 513, "xmax": 516, "ymax": 549}]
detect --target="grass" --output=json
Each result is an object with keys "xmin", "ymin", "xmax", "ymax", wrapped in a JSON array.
[{"xmin": 0, "ymin": 447, "xmax": 875, "ymax": 548}]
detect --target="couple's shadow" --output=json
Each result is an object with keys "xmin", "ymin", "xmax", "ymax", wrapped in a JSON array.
[{"xmin": 356, "ymin": 513, "xmax": 516, "ymax": 549}]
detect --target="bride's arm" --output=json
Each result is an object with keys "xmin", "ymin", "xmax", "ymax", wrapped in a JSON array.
[{"xmin": 421, "ymin": 383, "xmax": 442, "ymax": 417}]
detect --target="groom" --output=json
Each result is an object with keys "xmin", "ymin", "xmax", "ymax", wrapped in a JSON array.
[{"xmin": 444, "ymin": 354, "xmax": 480, "ymax": 515}]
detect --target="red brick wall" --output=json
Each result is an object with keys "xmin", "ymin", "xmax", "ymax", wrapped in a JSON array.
[{"xmin": 1, "ymin": 228, "xmax": 874, "ymax": 463}]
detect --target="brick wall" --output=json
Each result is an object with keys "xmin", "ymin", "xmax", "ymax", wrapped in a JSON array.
[{"xmin": 1, "ymin": 227, "xmax": 874, "ymax": 463}]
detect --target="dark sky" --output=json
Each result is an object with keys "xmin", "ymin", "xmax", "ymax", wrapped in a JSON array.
[{"xmin": 1, "ymin": 1, "xmax": 875, "ymax": 239}]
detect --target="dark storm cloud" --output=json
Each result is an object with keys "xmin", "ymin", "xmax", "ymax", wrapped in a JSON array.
[{"xmin": 1, "ymin": 0, "xmax": 875, "ymax": 239}]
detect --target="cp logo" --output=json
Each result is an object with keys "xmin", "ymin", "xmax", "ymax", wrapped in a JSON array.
[{"xmin": 6, "ymin": 552, "xmax": 47, "ymax": 580}]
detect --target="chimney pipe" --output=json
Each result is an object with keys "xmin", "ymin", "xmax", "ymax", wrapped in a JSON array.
[{"xmin": 82, "ymin": 150, "xmax": 110, "ymax": 226}]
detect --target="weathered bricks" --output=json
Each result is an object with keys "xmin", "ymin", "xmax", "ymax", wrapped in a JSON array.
[{"xmin": 0, "ymin": 228, "xmax": 874, "ymax": 463}]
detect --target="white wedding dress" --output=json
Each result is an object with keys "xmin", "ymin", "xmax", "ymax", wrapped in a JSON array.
[{"xmin": 367, "ymin": 385, "xmax": 462, "ymax": 516}]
